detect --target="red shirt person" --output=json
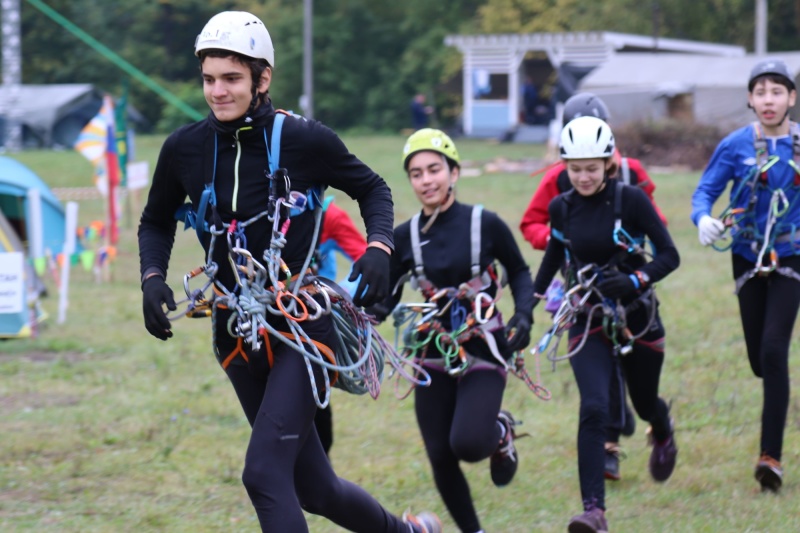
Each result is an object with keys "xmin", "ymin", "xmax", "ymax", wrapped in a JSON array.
[{"xmin": 520, "ymin": 93, "xmax": 666, "ymax": 251}]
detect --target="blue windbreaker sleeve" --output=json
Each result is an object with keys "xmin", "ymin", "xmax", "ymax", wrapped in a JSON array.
[{"xmin": 691, "ymin": 133, "xmax": 738, "ymax": 225}]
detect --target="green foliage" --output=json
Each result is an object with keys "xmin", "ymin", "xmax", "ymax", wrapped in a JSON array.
[
  {"xmin": 155, "ymin": 80, "xmax": 208, "ymax": 132},
  {"xmin": 18, "ymin": 0, "xmax": 800, "ymax": 134}
]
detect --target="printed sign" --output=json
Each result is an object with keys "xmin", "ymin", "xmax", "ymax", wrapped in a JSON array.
[
  {"xmin": 0, "ymin": 252, "xmax": 24, "ymax": 314},
  {"xmin": 127, "ymin": 161, "xmax": 150, "ymax": 190}
]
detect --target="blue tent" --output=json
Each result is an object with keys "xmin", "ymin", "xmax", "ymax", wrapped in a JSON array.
[
  {"xmin": 0, "ymin": 156, "xmax": 68, "ymax": 256},
  {"xmin": 0, "ymin": 156, "xmax": 64, "ymax": 337}
]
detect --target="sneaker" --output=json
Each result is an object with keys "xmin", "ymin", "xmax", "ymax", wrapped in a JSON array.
[
  {"xmin": 647, "ymin": 419, "xmax": 678, "ymax": 482},
  {"xmin": 755, "ymin": 454, "xmax": 783, "ymax": 492},
  {"xmin": 491, "ymin": 410, "xmax": 520, "ymax": 487},
  {"xmin": 621, "ymin": 401, "xmax": 636, "ymax": 437},
  {"xmin": 402, "ymin": 510, "xmax": 442, "ymax": 533},
  {"xmin": 568, "ymin": 505, "xmax": 608, "ymax": 533},
  {"xmin": 604, "ymin": 443, "xmax": 623, "ymax": 481}
]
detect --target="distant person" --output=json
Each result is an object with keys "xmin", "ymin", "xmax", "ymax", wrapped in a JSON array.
[
  {"xmin": 411, "ymin": 93, "xmax": 434, "ymax": 130},
  {"xmin": 138, "ymin": 10, "xmax": 440, "ymax": 532},
  {"xmin": 522, "ymin": 76, "xmax": 539, "ymax": 125},
  {"xmin": 692, "ymin": 58, "xmax": 800, "ymax": 493}
]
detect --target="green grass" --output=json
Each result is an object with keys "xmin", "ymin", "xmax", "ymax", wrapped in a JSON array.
[{"xmin": 3, "ymin": 135, "xmax": 800, "ymax": 532}]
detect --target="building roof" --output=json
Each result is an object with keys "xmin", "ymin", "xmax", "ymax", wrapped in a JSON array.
[
  {"xmin": 0, "ymin": 84, "xmax": 101, "ymax": 130},
  {"xmin": 445, "ymin": 32, "xmax": 745, "ymax": 68},
  {"xmin": 580, "ymin": 52, "xmax": 800, "ymax": 91}
]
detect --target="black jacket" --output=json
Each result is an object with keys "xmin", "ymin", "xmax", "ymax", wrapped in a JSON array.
[
  {"xmin": 383, "ymin": 201, "xmax": 535, "ymax": 361},
  {"xmin": 138, "ymin": 102, "xmax": 393, "ymax": 291},
  {"xmin": 533, "ymin": 181, "xmax": 680, "ymax": 301}
]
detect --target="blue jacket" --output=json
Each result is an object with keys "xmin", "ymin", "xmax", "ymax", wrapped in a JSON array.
[{"xmin": 691, "ymin": 123, "xmax": 800, "ymax": 262}]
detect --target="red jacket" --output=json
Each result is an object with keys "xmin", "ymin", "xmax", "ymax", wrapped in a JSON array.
[
  {"xmin": 520, "ymin": 151, "xmax": 667, "ymax": 250},
  {"xmin": 319, "ymin": 201, "xmax": 367, "ymax": 261}
]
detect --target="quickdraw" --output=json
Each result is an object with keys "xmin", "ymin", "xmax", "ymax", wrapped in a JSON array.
[
  {"xmin": 733, "ymin": 188, "xmax": 800, "ymax": 293},
  {"xmin": 535, "ymin": 261, "xmax": 660, "ymax": 366},
  {"xmin": 712, "ymin": 122, "xmax": 800, "ymax": 263},
  {"xmin": 167, "ymin": 264, "xmax": 217, "ymax": 320},
  {"xmin": 390, "ymin": 297, "xmax": 551, "ymax": 401},
  {"xmin": 165, "ymin": 112, "xmax": 416, "ymax": 408}
]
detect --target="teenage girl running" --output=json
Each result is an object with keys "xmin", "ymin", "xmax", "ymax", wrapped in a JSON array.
[
  {"xmin": 532, "ymin": 116, "xmax": 680, "ymax": 532},
  {"xmin": 371, "ymin": 128, "xmax": 535, "ymax": 533}
]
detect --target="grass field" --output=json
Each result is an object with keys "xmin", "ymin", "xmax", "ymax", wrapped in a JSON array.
[{"xmin": 2, "ymin": 134, "xmax": 800, "ymax": 532}]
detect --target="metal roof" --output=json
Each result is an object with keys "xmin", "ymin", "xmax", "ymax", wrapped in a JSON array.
[
  {"xmin": 581, "ymin": 52, "xmax": 800, "ymax": 90},
  {"xmin": 444, "ymin": 31, "xmax": 745, "ymax": 57}
]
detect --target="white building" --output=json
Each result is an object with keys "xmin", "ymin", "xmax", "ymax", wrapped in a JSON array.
[{"xmin": 444, "ymin": 32, "xmax": 745, "ymax": 138}]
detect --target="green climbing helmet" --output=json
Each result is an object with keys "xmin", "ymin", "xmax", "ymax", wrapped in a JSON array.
[{"xmin": 402, "ymin": 128, "xmax": 460, "ymax": 170}]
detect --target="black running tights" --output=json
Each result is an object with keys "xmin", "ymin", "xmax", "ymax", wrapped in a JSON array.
[
  {"xmin": 734, "ymin": 253, "xmax": 800, "ymax": 461},
  {"xmin": 414, "ymin": 364, "xmax": 506, "ymax": 533},
  {"xmin": 568, "ymin": 312, "xmax": 671, "ymax": 511},
  {"xmin": 220, "ymin": 315, "xmax": 409, "ymax": 532}
]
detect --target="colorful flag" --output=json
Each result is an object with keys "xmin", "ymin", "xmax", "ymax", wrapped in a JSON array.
[
  {"xmin": 114, "ymin": 85, "xmax": 129, "ymax": 187},
  {"xmin": 74, "ymin": 96, "xmax": 114, "ymax": 196},
  {"xmin": 73, "ymin": 95, "xmax": 120, "ymax": 244}
]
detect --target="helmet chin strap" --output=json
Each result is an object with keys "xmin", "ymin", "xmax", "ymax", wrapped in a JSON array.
[
  {"xmin": 246, "ymin": 90, "xmax": 267, "ymax": 117},
  {"xmin": 749, "ymin": 103, "xmax": 792, "ymax": 129},
  {"xmin": 420, "ymin": 182, "xmax": 454, "ymax": 234},
  {"xmin": 591, "ymin": 175, "xmax": 609, "ymax": 196}
]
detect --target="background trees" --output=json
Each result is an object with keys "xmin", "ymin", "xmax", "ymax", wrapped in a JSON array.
[{"xmin": 17, "ymin": 0, "xmax": 800, "ymax": 132}]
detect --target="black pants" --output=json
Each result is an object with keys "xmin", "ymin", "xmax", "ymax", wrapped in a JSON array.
[
  {"xmin": 568, "ymin": 310, "xmax": 671, "ymax": 511},
  {"xmin": 414, "ymin": 363, "xmax": 506, "ymax": 533},
  {"xmin": 217, "ymin": 312, "xmax": 408, "ymax": 532},
  {"xmin": 314, "ymin": 404, "xmax": 334, "ymax": 455},
  {"xmin": 605, "ymin": 367, "xmax": 630, "ymax": 442},
  {"xmin": 734, "ymin": 254, "xmax": 800, "ymax": 462}
]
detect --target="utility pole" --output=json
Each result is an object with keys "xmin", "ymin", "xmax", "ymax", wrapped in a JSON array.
[
  {"xmin": 1, "ymin": 0, "xmax": 23, "ymax": 151},
  {"xmin": 302, "ymin": 0, "xmax": 313, "ymax": 119},
  {"xmin": 755, "ymin": 0, "xmax": 767, "ymax": 55},
  {"xmin": 651, "ymin": 2, "xmax": 660, "ymax": 52}
]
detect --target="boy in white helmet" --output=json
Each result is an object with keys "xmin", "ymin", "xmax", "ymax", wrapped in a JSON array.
[
  {"xmin": 692, "ymin": 58, "xmax": 800, "ymax": 493},
  {"xmin": 138, "ymin": 11, "xmax": 440, "ymax": 533},
  {"xmin": 533, "ymin": 116, "xmax": 680, "ymax": 533}
]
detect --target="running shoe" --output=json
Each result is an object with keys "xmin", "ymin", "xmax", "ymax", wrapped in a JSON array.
[
  {"xmin": 604, "ymin": 443, "xmax": 623, "ymax": 481},
  {"xmin": 402, "ymin": 510, "xmax": 442, "ymax": 533},
  {"xmin": 490, "ymin": 410, "xmax": 520, "ymax": 486},
  {"xmin": 647, "ymin": 419, "xmax": 677, "ymax": 482},
  {"xmin": 568, "ymin": 504, "xmax": 608, "ymax": 533},
  {"xmin": 755, "ymin": 454, "xmax": 783, "ymax": 492}
]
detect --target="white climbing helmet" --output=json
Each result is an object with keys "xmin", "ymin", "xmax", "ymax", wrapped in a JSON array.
[
  {"xmin": 195, "ymin": 11, "xmax": 275, "ymax": 67},
  {"xmin": 560, "ymin": 116, "xmax": 615, "ymax": 160}
]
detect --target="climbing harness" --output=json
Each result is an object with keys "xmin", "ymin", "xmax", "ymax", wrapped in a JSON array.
[
  {"xmin": 391, "ymin": 205, "xmax": 550, "ymax": 400},
  {"xmin": 537, "ymin": 182, "xmax": 660, "ymax": 364},
  {"xmin": 712, "ymin": 122, "xmax": 800, "ymax": 293},
  {"xmin": 167, "ymin": 111, "xmax": 411, "ymax": 408}
]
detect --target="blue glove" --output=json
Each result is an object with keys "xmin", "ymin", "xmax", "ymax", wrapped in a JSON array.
[
  {"xmin": 505, "ymin": 312, "xmax": 532, "ymax": 352},
  {"xmin": 348, "ymin": 247, "xmax": 390, "ymax": 307},
  {"xmin": 142, "ymin": 276, "xmax": 176, "ymax": 340},
  {"xmin": 596, "ymin": 270, "xmax": 637, "ymax": 299}
]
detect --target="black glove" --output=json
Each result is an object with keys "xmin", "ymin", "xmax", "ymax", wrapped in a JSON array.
[
  {"xmin": 348, "ymin": 247, "xmax": 390, "ymax": 307},
  {"xmin": 365, "ymin": 301, "xmax": 392, "ymax": 323},
  {"xmin": 505, "ymin": 312, "xmax": 532, "ymax": 352},
  {"xmin": 142, "ymin": 276, "xmax": 176, "ymax": 340},
  {"xmin": 596, "ymin": 270, "xmax": 637, "ymax": 299}
]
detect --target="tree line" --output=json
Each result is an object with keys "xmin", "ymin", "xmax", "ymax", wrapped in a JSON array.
[{"xmin": 20, "ymin": 0, "xmax": 800, "ymax": 133}]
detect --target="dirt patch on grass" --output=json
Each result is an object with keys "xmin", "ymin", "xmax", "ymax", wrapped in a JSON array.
[
  {"xmin": 0, "ymin": 350, "xmax": 92, "ymax": 364},
  {"xmin": 0, "ymin": 392, "xmax": 81, "ymax": 413}
]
